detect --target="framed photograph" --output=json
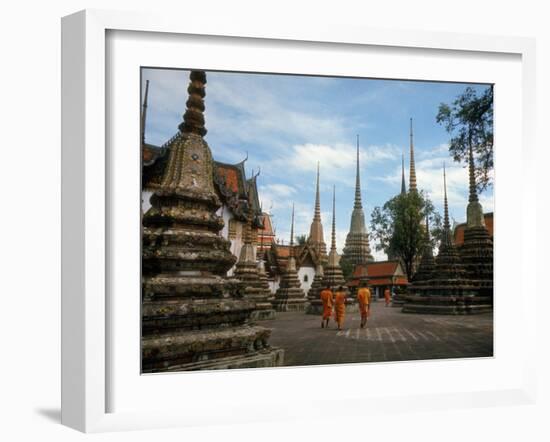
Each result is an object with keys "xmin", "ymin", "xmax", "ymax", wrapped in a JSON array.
[{"xmin": 61, "ymin": 9, "xmax": 537, "ymax": 433}]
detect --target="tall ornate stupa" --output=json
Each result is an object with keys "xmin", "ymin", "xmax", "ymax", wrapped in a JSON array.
[
  {"xmin": 459, "ymin": 145, "xmax": 494, "ymax": 306},
  {"xmin": 233, "ymin": 195, "xmax": 276, "ymax": 320},
  {"xmin": 322, "ymin": 187, "xmax": 357, "ymax": 311},
  {"xmin": 141, "ymin": 71, "xmax": 283, "ymax": 372},
  {"xmin": 403, "ymin": 166, "xmax": 475, "ymax": 314},
  {"xmin": 342, "ymin": 136, "xmax": 374, "ymax": 267},
  {"xmin": 306, "ymin": 162, "xmax": 327, "ymax": 262},
  {"xmin": 272, "ymin": 205, "xmax": 307, "ymax": 311}
]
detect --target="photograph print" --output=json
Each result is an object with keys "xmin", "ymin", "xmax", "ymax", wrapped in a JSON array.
[{"xmin": 141, "ymin": 68, "xmax": 494, "ymax": 373}]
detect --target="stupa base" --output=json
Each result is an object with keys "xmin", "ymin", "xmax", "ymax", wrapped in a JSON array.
[
  {"xmin": 272, "ymin": 300, "xmax": 307, "ymax": 312},
  {"xmin": 142, "ymin": 325, "xmax": 282, "ymax": 372},
  {"xmin": 251, "ymin": 308, "xmax": 277, "ymax": 320},
  {"xmin": 402, "ymin": 295, "xmax": 492, "ymax": 315},
  {"xmin": 145, "ymin": 348, "xmax": 285, "ymax": 373}
]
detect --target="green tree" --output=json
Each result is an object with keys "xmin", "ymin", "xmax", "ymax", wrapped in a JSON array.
[
  {"xmin": 295, "ymin": 234, "xmax": 307, "ymax": 246},
  {"xmin": 370, "ymin": 191, "xmax": 442, "ymax": 281},
  {"xmin": 436, "ymin": 86, "xmax": 493, "ymax": 192}
]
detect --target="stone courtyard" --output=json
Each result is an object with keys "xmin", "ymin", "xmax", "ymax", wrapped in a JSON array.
[{"xmin": 264, "ymin": 301, "xmax": 493, "ymax": 367}]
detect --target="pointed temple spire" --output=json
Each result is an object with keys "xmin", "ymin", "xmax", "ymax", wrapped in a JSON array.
[
  {"xmin": 442, "ymin": 163, "xmax": 451, "ymax": 245},
  {"xmin": 342, "ymin": 135, "xmax": 373, "ymax": 266},
  {"xmin": 178, "ymin": 70, "xmax": 207, "ymax": 136},
  {"xmin": 401, "ymin": 152, "xmax": 407, "ymax": 195},
  {"xmin": 354, "ymin": 135, "xmax": 363, "ymax": 209},
  {"xmin": 314, "ymin": 162, "xmax": 321, "ymax": 220},
  {"xmin": 331, "ymin": 185, "xmax": 336, "ymax": 253},
  {"xmin": 141, "ymin": 79, "xmax": 150, "ymax": 146},
  {"xmin": 307, "ymin": 162, "xmax": 327, "ymax": 260},
  {"xmin": 409, "ymin": 118, "xmax": 418, "ymax": 193},
  {"xmin": 468, "ymin": 144, "xmax": 479, "ymax": 204}
]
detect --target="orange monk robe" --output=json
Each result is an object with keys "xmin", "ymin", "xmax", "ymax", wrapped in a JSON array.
[
  {"xmin": 384, "ymin": 288, "xmax": 391, "ymax": 306},
  {"xmin": 357, "ymin": 287, "xmax": 371, "ymax": 319},
  {"xmin": 320, "ymin": 289, "xmax": 334, "ymax": 320},
  {"xmin": 333, "ymin": 291, "xmax": 347, "ymax": 327}
]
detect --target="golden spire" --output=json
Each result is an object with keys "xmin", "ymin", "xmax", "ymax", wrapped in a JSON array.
[
  {"xmin": 314, "ymin": 162, "xmax": 321, "ymax": 221},
  {"xmin": 354, "ymin": 135, "xmax": 363, "ymax": 209},
  {"xmin": 409, "ymin": 118, "xmax": 417, "ymax": 192}
]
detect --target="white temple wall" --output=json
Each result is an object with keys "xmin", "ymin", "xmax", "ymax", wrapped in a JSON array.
[
  {"xmin": 297, "ymin": 266, "xmax": 315, "ymax": 294},
  {"xmin": 269, "ymin": 277, "xmax": 280, "ymax": 293}
]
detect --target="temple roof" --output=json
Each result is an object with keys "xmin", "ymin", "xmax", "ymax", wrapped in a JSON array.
[
  {"xmin": 265, "ymin": 242, "xmax": 322, "ymax": 276},
  {"xmin": 214, "ymin": 160, "xmax": 248, "ymax": 198},
  {"xmin": 142, "ymin": 138, "xmax": 262, "ymax": 224},
  {"xmin": 348, "ymin": 260, "xmax": 408, "ymax": 287}
]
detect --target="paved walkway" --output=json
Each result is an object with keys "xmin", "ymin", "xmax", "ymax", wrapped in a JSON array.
[{"xmin": 263, "ymin": 301, "xmax": 493, "ymax": 367}]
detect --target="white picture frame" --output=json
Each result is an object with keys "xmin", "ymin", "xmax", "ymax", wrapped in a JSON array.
[{"xmin": 61, "ymin": 9, "xmax": 537, "ymax": 433}]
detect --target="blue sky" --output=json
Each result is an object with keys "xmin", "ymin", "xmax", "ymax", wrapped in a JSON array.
[{"xmin": 142, "ymin": 68, "xmax": 493, "ymax": 260}]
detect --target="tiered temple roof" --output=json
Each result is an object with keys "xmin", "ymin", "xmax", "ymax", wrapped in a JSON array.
[
  {"xmin": 141, "ymin": 71, "xmax": 283, "ymax": 372},
  {"xmin": 341, "ymin": 136, "xmax": 374, "ymax": 267}
]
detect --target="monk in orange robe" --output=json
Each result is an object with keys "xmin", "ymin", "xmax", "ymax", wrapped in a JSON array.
[
  {"xmin": 384, "ymin": 287, "xmax": 391, "ymax": 307},
  {"xmin": 357, "ymin": 282, "xmax": 372, "ymax": 328},
  {"xmin": 333, "ymin": 286, "xmax": 347, "ymax": 330},
  {"xmin": 319, "ymin": 285, "xmax": 334, "ymax": 328}
]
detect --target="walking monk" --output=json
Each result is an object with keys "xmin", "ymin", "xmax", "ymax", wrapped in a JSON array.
[
  {"xmin": 333, "ymin": 286, "xmax": 347, "ymax": 330},
  {"xmin": 319, "ymin": 285, "xmax": 333, "ymax": 328},
  {"xmin": 357, "ymin": 281, "xmax": 372, "ymax": 328},
  {"xmin": 384, "ymin": 287, "xmax": 391, "ymax": 307}
]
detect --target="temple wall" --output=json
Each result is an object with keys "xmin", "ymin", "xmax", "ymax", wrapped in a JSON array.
[
  {"xmin": 297, "ymin": 266, "xmax": 315, "ymax": 294},
  {"xmin": 269, "ymin": 277, "xmax": 280, "ymax": 293}
]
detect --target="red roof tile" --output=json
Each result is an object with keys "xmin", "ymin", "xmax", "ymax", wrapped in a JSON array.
[{"xmin": 215, "ymin": 166, "xmax": 240, "ymax": 194}]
